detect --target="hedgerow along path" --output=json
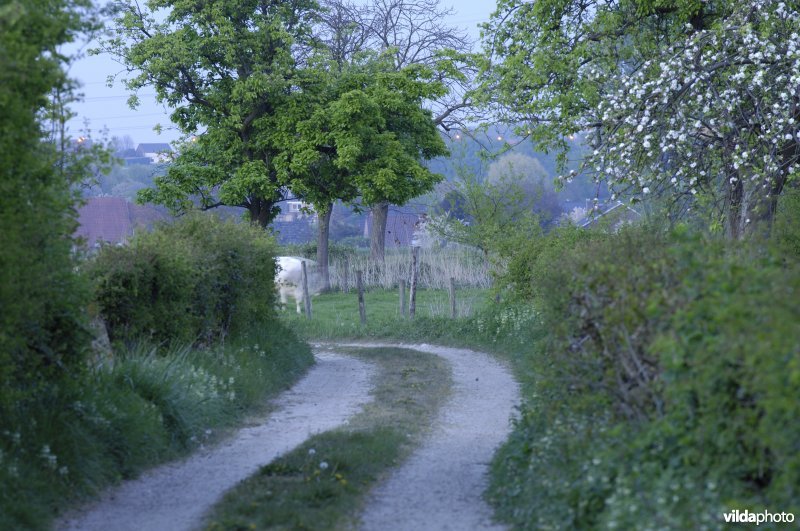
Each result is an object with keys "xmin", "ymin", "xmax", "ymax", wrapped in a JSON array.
[{"xmin": 56, "ymin": 344, "xmax": 519, "ymax": 530}]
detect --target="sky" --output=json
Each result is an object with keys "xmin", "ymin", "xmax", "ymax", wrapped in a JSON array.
[{"xmin": 64, "ymin": 1, "xmax": 497, "ymax": 147}]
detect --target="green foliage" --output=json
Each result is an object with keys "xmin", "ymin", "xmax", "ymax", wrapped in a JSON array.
[
  {"xmin": 429, "ymin": 163, "xmax": 545, "ymax": 260},
  {"xmin": 0, "ymin": 324, "xmax": 313, "ymax": 530},
  {"xmin": 105, "ymin": 1, "xmax": 448, "ymax": 231},
  {"xmin": 773, "ymin": 188, "xmax": 800, "ymax": 258},
  {"xmin": 488, "ymin": 224, "xmax": 800, "ymax": 528},
  {"xmin": 277, "ymin": 55, "xmax": 449, "ymax": 212},
  {"xmin": 0, "ymin": 0, "xmax": 101, "ymax": 411},
  {"xmin": 104, "ymin": 0, "xmax": 320, "ymax": 225},
  {"xmin": 87, "ymin": 215, "xmax": 277, "ymax": 345},
  {"xmin": 481, "ymin": 0, "xmax": 711, "ymax": 153}
]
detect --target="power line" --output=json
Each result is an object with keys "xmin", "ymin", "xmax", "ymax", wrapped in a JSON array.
[
  {"xmin": 79, "ymin": 112, "xmax": 168, "ymax": 120},
  {"xmin": 80, "ymin": 93, "xmax": 158, "ymax": 102}
]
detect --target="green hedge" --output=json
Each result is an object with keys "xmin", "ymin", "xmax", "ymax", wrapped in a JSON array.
[
  {"xmin": 87, "ymin": 215, "xmax": 278, "ymax": 345},
  {"xmin": 489, "ymin": 224, "xmax": 800, "ymax": 529}
]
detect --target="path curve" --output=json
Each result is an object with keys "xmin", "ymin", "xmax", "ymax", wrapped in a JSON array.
[
  {"xmin": 56, "ymin": 352, "xmax": 375, "ymax": 531},
  {"xmin": 327, "ymin": 342, "xmax": 520, "ymax": 531}
]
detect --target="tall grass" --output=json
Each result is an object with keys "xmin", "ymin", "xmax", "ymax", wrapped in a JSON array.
[{"xmin": 0, "ymin": 324, "xmax": 313, "ymax": 531}]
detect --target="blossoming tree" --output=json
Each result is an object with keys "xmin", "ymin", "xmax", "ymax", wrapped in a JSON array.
[
  {"xmin": 587, "ymin": 1, "xmax": 800, "ymax": 237},
  {"xmin": 484, "ymin": 0, "xmax": 800, "ymax": 237}
]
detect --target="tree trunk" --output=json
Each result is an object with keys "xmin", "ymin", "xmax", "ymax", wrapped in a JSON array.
[
  {"xmin": 316, "ymin": 202, "xmax": 332, "ymax": 291},
  {"xmin": 727, "ymin": 179, "xmax": 744, "ymax": 240},
  {"xmin": 249, "ymin": 197, "xmax": 277, "ymax": 228},
  {"xmin": 370, "ymin": 201, "xmax": 389, "ymax": 262},
  {"xmin": 762, "ymin": 138, "xmax": 796, "ymax": 231}
]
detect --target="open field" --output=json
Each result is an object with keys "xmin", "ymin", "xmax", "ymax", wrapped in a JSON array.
[{"xmin": 279, "ymin": 287, "xmax": 495, "ymax": 340}]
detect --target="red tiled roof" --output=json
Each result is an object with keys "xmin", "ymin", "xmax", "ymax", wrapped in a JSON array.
[
  {"xmin": 75, "ymin": 197, "xmax": 170, "ymax": 247},
  {"xmin": 76, "ymin": 197, "xmax": 133, "ymax": 246}
]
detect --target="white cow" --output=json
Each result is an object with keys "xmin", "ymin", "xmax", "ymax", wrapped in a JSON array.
[{"xmin": 275, "ymin": 256, "xmax": 323, "ymax": 313}]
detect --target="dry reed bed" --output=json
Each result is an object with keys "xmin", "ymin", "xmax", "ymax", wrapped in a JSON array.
[{"xmin": 327, "ymin": 248, "xmax": 492, "ymax": 291}]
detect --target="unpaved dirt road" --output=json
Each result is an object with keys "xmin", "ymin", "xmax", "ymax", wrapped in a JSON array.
[
  {"xmin": 56, "ymin": 343, "xmax": 519, "ymax": 531},
  {"xmin": 335, "ymin": 343, "xmax": 519, "ymax": 531},
  {"xmin": 56, "ymin": 352, "xmax": 375, "ymax": 531}
]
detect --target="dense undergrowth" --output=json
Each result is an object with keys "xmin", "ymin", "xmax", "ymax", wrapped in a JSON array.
[
  {"xmin": 0, "ymin": 216, "xmax": 313, "ymax": 530},
  {"xmin": 485, "ymin": 222, "xmax": 800, "ymax": 529}
]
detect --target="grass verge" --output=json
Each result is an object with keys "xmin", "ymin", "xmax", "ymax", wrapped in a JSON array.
[
  {"xmin": 202, "ymin": 346, "xmax": 452, "ymax": 530},
  {"xmin": 0, "ymin": 322, "xmax": 313, "ymax": 531}
]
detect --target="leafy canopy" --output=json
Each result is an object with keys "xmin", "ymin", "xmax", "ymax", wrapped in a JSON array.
[
  {"xmin": 277, "ymin": 54, "xmax": 448, "ymax": 211},
  {"xmin": 102, "ymin": 0, "xmax": 320, "ymax": 226}
]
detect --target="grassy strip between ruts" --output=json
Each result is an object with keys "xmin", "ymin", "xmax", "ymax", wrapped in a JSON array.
[{"xmin": 202, "ymin": 346, "xmax": 452, "ymax": 530}]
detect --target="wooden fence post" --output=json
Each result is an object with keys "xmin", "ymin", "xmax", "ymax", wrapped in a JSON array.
[
  {"xmin": 449, "ymin": 277, "xmax": 456, "ymax": 318},
  {"xmin": 409, "ymin": 246, "xmax": 419, "ymax": 319},
  {"xmin": 343, "ymin": 255, "xmax": 350, "ymax": 293},
  {"xmin": 356, "ymin": 270, "xmax": 366, "ymax": 325},
  {"xmin": 399, "ymin": 279, "xmax": 406, "ymax": 318},
  {"xmin": 301, "ymin": 260, "xmax": 312, "ymax": 319}
]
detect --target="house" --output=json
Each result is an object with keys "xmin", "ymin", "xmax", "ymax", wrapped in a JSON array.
[
  {"xmin": 576, "ymin": 200, "xmax": 641, "ymax": 230},
  {"xmin": 136, "ymin": 143, "xmax": 173, "ymax": 164},
  {"xmin": 75, "ymin": 197, "xmax": 169, "ymax": 248},
  {"xmin": 115, "ymin": 148, "xmax": 152, "ymax": 166},
  {"xmin": 275, "ymin": 200, "xmax": 316, "ymax": 222}
]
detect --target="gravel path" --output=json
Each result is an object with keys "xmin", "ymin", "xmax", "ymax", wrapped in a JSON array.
[
  {"xmin": 55, "ymin": 343, "xmax": 519, "ymax": 531},
  {"xmin": 56, "ymin": 352, "xmax": 375, "ymax": 531},
  {"xmin": 332, "ymin": 342, "xmax": 520, "ymax": 531}
]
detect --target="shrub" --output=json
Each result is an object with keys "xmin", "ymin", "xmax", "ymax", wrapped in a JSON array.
[
  {"xmin": 489, "ymin": 224, "xmax": 800, "ymax": 528},
  {"xmin": 88, "ymin": 237, "xmax": 195, "ymax": 345},
  {"xmin": 87, "ymin": 215, "xmax": 278, "ymax": 345}
]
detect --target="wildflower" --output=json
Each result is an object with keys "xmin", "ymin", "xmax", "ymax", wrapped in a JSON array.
[
  {"xmin": 319, "ymin": 461, "xmax": 329, "ymax": 470},
  {"xmin": 308, "ymin": 448, "xmax": 316, "ymax": 456}
]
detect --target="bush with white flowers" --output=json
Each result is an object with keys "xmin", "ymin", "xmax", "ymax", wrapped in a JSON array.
[{"xmin": 584, "ymin": 0, "xmax": 800, "ymax": 236}]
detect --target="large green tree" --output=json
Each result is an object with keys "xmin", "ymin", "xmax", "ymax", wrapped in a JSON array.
[
  {"xmin": 319, "ymin": 0, "xmax": 474, "ymax": 260},
  {"xmin": 282, "ymin": 54, "xmax": 447, "ymax": 266},
  {"xmin": 0, "ymin": 0, "xmax": 100, "ymax": 406},
  {"xmin": 102, "ymin": 0, "xmax": 320, "ymax": 227}
]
